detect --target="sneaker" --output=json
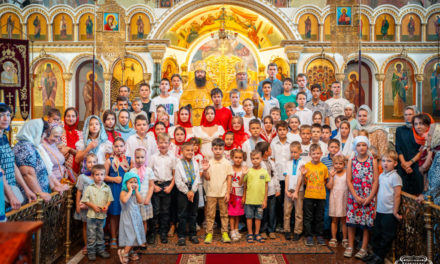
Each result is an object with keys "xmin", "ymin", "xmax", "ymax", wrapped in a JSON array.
[
  {"xmin": 222, "ymin": 232, "xmax": 231, "ymax": 243},
  {"xmin": 305, "ymin": 236, "xmax": 314, "ymax": 246},
  {"xmin": 261, "ymin": 233, "xmax": 268, "ymax": 239},
  {"xmin": 177, "ymin": 237, "xmax": 186, "ymax": 246},
  {"xmin": 97, "ymin": 251, "xmax": 110, "ymax": 259},
  {"xmin": 189, "ymin": 236, "xmax": 199, "ymax": 244},
  {"xmin": 235, "ymin": 230, "xmax": 242, "ymax": 239},
  {"xmin": 269, "ymin": 233, "xmax": 276, "ymax": 239},
  {"xmin": 204, "ymin": 233, "xmax": 213, "ymax": 244},
  {"xmin": 87, "ymin": 254, "xmax": 96, "ymax": 261},
  {"xmin": 317, "ymin": 236, "xmax": 326, "ymax": 245},
  {"xmin": 284, "ymin": 232, "xmax": 291, "ymax": 240},
  {"xmin": 292, "ymin": 233, "xmax": 301, "ymax": 241},
  {"xmin": 230, "ymin": 230, "xmax": 238, "ymax": 241}
]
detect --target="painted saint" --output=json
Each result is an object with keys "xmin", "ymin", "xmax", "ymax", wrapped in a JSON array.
[
  {"xmin": 381, "ymin": 17, "xmax": 389, "ymax": 39},
  {"xmin": 344, "ymin": 72, "xmax": 365, "ymax": 107},
  {"xmin": 60, "ymin": 15, "xmax": 67, "ymax": 39},
  {"xmin": 1, "ymin": 61, "xmax": 18, "ymax": 85},
  {"xmin": 104, "ymin": 14, "xmax": 118, "ymax": 31},
  {"xmin": 392, "ymin": 62, "xmax": 408, "ymax": 118},
  {"xmin": 435, "ymin": 15, "xmax": 440, "ymax": 39},
  {"xmin": 407, "ymin": 16, "xmax": 415, "ymax": 38},
  {"xmin": 160, "ymin": 0, "xmax": 171, "ymax": 7},
  {"xmin": 136, "ymin": 16, "xmax": 144, "ymax": 39},
  {"xmin": 6, "ymin": 15, "xmax": 14, "ymax": 39},
  {"xmin": 338, "ymin": 8, "xmax": 350, "ymax": 25},
  {"xmin": 305, "ymin": 16, "xmax": 311, "ymax": 39},
  {"xmin": 40, "ymin": 64, "xmax": 57, "ymax": 115},
  {"xmin": 33, "ymin": 15, "xmax": 41, "ymax": 39},
  {"xmin": 431, "ymin": 63, "xmax": 440, "ymax": 116},
  {"xmin": 83, "ymin": 72, "xmax": 103, "ymax": 120},
  {"xmin": 86, "ymin": 16, "xmax": 93, "ymax": 39}
]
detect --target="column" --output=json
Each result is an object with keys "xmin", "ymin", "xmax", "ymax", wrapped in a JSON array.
[
  {"xmin": 286, "ymin": 51, "xmax": 300, "ymax": 82},
  {"xmin": 74, "ymin": 23, "xmax": 78, "ymax": 42},
  {"xmin": 143, "ymin": 73, "xmax": 152, "ymax": 83},
  {"xmin": 62, "ymin": 73, "xmax": 73, "ymax": 107},
  {"xmin": 370, "ymin": 23, "xmax": 374, "ymax": 41},
  {"xmin": 180, "ymin": 63, "xmax": 188, "ymax": 89},
  {"xmin": 318, "ymin": 23, "xmax": 324, "ymax": 42},
  {"xmin": 396, "ymin": 23, "xmax": 401, "ymax": 42},
  {"xmin": 335, "ymin": 73, "xmax": 345, "ymax": 84},
  {"xmin": 48, "ymin": 23, "xmax": 53, "ymax": 41},
  {"xmin": 415, "ymin": 74, "xmax": 424, "ymax": 113},
  {"xmin": 282, "ymin": 42, "xmax": 304, "ymax": 86},
  {"xmin": 375, "ymin": 73, "xmax": 385, "ymax": 123},
  {"xmin": 146, "ymin": 40, "xmax": 169, "ymax": 98},
  {"xmin": 421, "ymin": 23, "xmax": 427, "ymax": 42},
  {"xmin": 104, "ymin": 72, "xmax": 113, "ymax": 110}
]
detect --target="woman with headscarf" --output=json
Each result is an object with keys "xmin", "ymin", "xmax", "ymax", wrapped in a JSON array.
[
  {"xmin": 75, "ymin": 115, "xmax": 112, "ymax": 165},
  {"xmin": 356, "ymin": 105, "xmax": 388, "ymax": 158},
  {"xmin": 335, "ymin": 120, "xmax": 354, "ymax": 159},
  {"xmin": 13, "ymin": 119, "xmax": 52, "ymax": 202},
  {"xmin": 193, "ymin": 106, "xmax": 225, "ymax": 159},
  {"xmin": 61, "ymin": 107, "xmax": 82, "ymax": 175},
  {"xmin": 169, "ymin": 105, "xmax": 194, "ymax": 140},
  {"xmin": 229, "ymin": 116, "xmax": 249, "ymax": 148},
  {"xmin": 115, "ymin": 109, "xmax": 136, "ymax": 142},
  {"xmin": 395, "ymin": 106, "xmax": 423, "ymax": 196},
  {"xmin": 424, "ymin": 124, "xmax": 440, "ymax": 205}
]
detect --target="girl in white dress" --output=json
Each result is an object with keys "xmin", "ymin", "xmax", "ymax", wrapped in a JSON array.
[{"xmin": 193, "ymin": 106, "xmax": 225, "ymax": 160}]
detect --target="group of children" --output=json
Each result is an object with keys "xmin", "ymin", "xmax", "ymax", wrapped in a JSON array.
[{"xmin": 71, "ymin": 78, "xmax": 401, "ymax": 264}]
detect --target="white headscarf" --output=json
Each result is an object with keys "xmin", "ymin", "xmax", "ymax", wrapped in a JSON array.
[
  {"xmin": 352, "ymin": 135, "xmax": 370, "ymax": 153},
  {"xmin": 357, "ymin": 105, "xmax": 387, "ymax": 133},
  {"xmin": 335, "ymin": 121, "xmax": 354, "ymax": 157},
  {"xmin": 16, "ymin": 119, "xmax": 54, "ymax": 175}
]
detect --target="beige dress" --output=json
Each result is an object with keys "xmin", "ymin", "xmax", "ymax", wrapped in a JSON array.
[{"xmin": 329, "ymin": 172, "xmax": 348, "ymax": 217}]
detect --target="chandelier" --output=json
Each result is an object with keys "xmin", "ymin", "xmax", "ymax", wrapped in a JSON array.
[{"xmin": 211, "ymin": 7, "xmax": 238, "ymax": 40}]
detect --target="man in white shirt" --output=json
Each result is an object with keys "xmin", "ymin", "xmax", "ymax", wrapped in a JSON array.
[
  {"xmin": 326, "ymin": 82, "xmax": 350, "ymax": 130},
  {"xmin": 150, "ymin": 78, "xmax": 179, "ymax": 125}
]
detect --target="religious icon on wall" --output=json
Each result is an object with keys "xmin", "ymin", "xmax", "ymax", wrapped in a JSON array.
[
  {"xmin": 27, "ymin": 14, "xmax": 47, "ymax": 41},
  {"xmin": 343, "ymin": 62, "xmax": 372, "ymax": 109},
  {"xmin": 1, "ymin": 61, "xmax": 19, "ymax": 85},
  {"xmin": 129, "ymin": 13, "xmax": 150, "ymax": 40},
  {"xmin": 103, "ymin": 13, "xmax": 119, "ymax": 32},
  {"xmin": 337, "ymin": 7, "xmax": 351, "ymax": 26},
  {"xmin": 111, "ymin": 58, "xmax": 144, "ymax": 104},
  {"xmin": 53, "ymin": 14, "xmax": 73, "ymax": 41},
  {"xmin": 401, "ymin": 14, "xmax": 421, "ymax": 41},
  {"xmin": 299, "ymin": 14, "xmax": 318, "ymax": 41},
  {"xmin": 75, "ymin": 61, "xmax": 105, "ymax": 121},
  {"xmin": 354, "ymin": 14, "xmax": 370, "ymax": 41},
  {"xmin": 32, "ymin": 60, "xmax": 65, "ymax": 118},
  {"xmin": 162, "ymin": 58, "xmax": 178, "ymax": 81},
  {"xmin": 1, "ymin": 13, "xmax": 21, "ymax": 39},
  {"xmin": 423, "ymin": 59, "xmax": 440, "ymax": 120},
  {"xmin": 160, "ymin": 0, "xmax": 172, "ymax": 8},
  {"xmin": 375, "ymin": 14, "xmax": 395, "ymax": 41},
  {"xmin": 306, "ymin": 59, "xmax": 336, "ymax": 101},
  {"xmin": 383, "ymin": 59, "xmax": 415, "ymax": 122},
  {"xmin": 272, "ymin": 58, "xmax": 289, "ymax": 81},
  {"xmin": 79, "ymin": 14, "xmax": 94, "ymax": 40},
  {"xmin": 427, "ymin": 13, "xmax": 440, "ymax": 41}
]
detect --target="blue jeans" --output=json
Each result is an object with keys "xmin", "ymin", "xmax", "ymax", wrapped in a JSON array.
[
  {"xmin": 261, "ymin": 195, "xmax": 277, "ymax": 233},
  {"xmin": 87, "ymin": 218, "xmax": 105, "ymax": 254}
]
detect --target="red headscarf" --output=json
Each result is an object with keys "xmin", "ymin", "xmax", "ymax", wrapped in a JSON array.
[
  {"xmin": 412, "ymin": 113, "xmax": 435, "ymax": 146},
  {"xmin": 64, "ymin": 108, "xmax": 80, "ymax": 149},
  {"xmin": 177, "ymin": 108, "xmax": 192, "ymax": 128},
  {"xmin": 260, "ymin": 127, "xmax": 277, "ymax": 143},
  {"xmin": 223, "ymin": 133, "xmax": 238, "ymax": 150},
  {"xmin": 174, "ymin": 127, "xmax": 187, "ymax": 146},
  {"xmin": 230, "ymin": 119, "xmax": 249, "ymax": 148},
  {"xmin": 200, "ymin": 107, "xmax": 217, "ymax": 127},
  {"xmin": 152, "ymin": 121, "xmax": 168, "ymax": 140}
]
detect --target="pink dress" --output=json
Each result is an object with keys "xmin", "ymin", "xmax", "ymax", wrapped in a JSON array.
[
  {"xmin": 228, "ymin": 170, "xmax": 244, "ymax": 216},
  {"xmin": 329, "ymin": 172, "xmax": 348, "ymax": 217}
]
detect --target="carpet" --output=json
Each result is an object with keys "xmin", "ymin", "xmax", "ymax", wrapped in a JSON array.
[
  {"xmin": 146, "ymin": 230, "xmax": 333, "ymax": 255},
  {"xmin": 177, "ymin": 254, "xmax": 289, "ymax": 264}
]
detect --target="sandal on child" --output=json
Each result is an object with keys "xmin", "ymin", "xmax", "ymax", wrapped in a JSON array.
[
  {"xmin": 254, "ymin": 234, "xmax": 265, "ymax": 243},
  {"xmin": 117, "ymin": 249, "xmax": 129, "ymax": 264},
  {"xmin": 355, "ymin": 248, "xmax": 368, "ymax": 259},
  {"xmin": 342, "ymin": 239, "xmax": 349, "ymax": 248},
  {"xmin": 110, "ymin": 238, "xmax": 118, "ymax": 249},
  {"xmin": 246, "ymin": 234, "xmax": 254, "ymax": 243},
  {"xmin": 344, "ymin": 247, "xmax": 353, "ymax": 258},
  {"xmin": 328, "ymin": 238, "xmax": 337, "ymax": 247}
]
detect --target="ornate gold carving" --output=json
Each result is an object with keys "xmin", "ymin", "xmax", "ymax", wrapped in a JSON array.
[
  {"xmin": 335, "ymin": 73, "xmax": 345, "ymax": 83},
  {"xmin": 62, "ymin": 73, "xmax": 72, "ymax": 81},
  {"xmin": 143, "ymin": 73, "xmax": 151, "ymax": 82},
  {"xmin": 103, "ymin": 72, "xmax": 113, "ymax": 81},
  {"xmin": 375, "ymin": 73, "xmax": 385, "ymax": 82},
  {"xmin": 302, "ymin": 53, "xmax": 339, "ymax": 73},
  {"xmin": 415, "ymin": 74, "xmax": 424, "ymax": 82}
]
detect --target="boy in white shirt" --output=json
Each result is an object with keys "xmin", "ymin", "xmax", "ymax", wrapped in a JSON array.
[
  {"xmin": 125, "ymin": 115, "xmax": 157, "ymax": 160},
  {"xmin": 229, "ymin": 89, "xmax": 245, "ymax": 117},
  {"xmin": 261, "ymin": 81, "xmax": 280, "ymax": 118},
  {"xmin": 170, "ymin": 74, "xmax": 183, "ymax": 102},
  {"xmin": 295, "ymin": 92, "xmax": 313, "ymax": 125},
  {"xmin": 150, "ymin": 78, "xmax": 179, "ymax": 125},
  {"xmin": 311, "ymin": 124, "xmax": 328, "ymax": 157},
  {"xmin": 283, "ymin": 141, "xmax": 307, "ymax": 241},
  {"xmin": 326, "ymin": 82, "xmax": 350, "ymax": 130},
  {"xmin": 242, "ymin": 119, "xmax": 264, "ymax": 167},
  {"xmin": 299, "ymin": 125, "xmax": 312, "ymax": 163},
  {"xmin": 147, "ymin": 133, "xmax": 176, "ymax": 245},
  {"xmin": 130, "ymin": 97, "xmax": 149, "ymax": 125}
]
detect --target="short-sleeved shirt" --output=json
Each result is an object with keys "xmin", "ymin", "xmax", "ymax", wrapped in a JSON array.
[
  {"xmin": 303, "ymin": 162, "xmax": 329, "ymax": 200},
  {"xmin": 258, "ymin": 78, "xmax": 283, "ymax": 98},
  {"xmin": 130, "ymin": 167, "xmax": 155, "ymax": 198},
  {"xmin": 205, "ymin": 157, "xmax": 233, "ymax": 198},
  {"xmin": 292, "ymin": 88, "xmax": 313, "ymax": 102},
  {"xmin": 81, "ymin": 183, "xmax": 114, "ymax": 219},
  {"xmin": 0, "ymin": 134, "xmax": 17, "ymax": 186},
  {"xmin": 150, "ymin": 95, "xmax": 179, "ymax": 122},
  {"xmin": 149, "ymin": 151, "xmax": 176, "ymax": 182},
  {"xmin": 377, "ymin": 170, "xmax": 402, "ymax": 214},
  {"xmin": 305, "ymin": 100, "xmax": 331, "ymax": 124},
  {"xmin": 243, "ymin": 168, "xmax": 270, "ymax": 205},
  {"xmin": 276, "ymin": 94, "xmax": 297, "ymax": 120},
  {"xmin": 262, "ymin": 96, "xmax": 280, "ymax": 118},
  {"xmin": 13, "ymin": 141, "xmax": 50, "ymax": 193}
]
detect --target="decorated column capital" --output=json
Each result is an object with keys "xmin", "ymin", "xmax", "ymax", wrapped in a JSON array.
[
  {"xmin": 415, "ymin": 74, "xmax": 424, "ymax": 82},
  {"xmin": 335, "ymin": 73, "xmax": 345, "ymax": 83},
  {"xmin": 103, "ymin": 72, "xmax": 113, "ymax": 81},
  {"xmin": 62, "ymin": 73, "xmax": 72, "ymax": 81},
  {"xmin": 375, "ymin": 73, "xmax": 385, "ymax": 82},
  {"xmin": 146, "ymin": 40, "xmax": 170, "ymax": 63},
  {"xmin": 143, "ymin": 73, "xmax": 152, "ymax": 82}
]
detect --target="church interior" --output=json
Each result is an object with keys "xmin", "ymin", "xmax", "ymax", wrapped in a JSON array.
[{"xmin": 0, "ymin": 0, "xmax": 439, "ymax": 263}]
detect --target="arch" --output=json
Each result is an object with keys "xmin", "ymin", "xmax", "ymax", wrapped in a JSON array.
[
  {"xmin": 68, "ymin": 53, "xmax": 108, "ymax": 74},
  {"xmin": 380, "ymin": 54, "xmax": 420, "ymax": 74},
  {"xmin": 0, "ymin": 5, "xmax": 25, "ymax": 24},
  {"xmin": 372, "ymin": 5, "xmax": 399, "ymax": 22},
  {"xmin": 341, "ymin": 54, "xmax": 379, "ymax": 74},
  {"xmin": 127, "ymin": 12, "xmax": 151, "ymax": 41},
  {"xmin": 48, "ymin": 7, "xmax": 75, "ymax": 24},
  {"xmin": 298, "ymin": 13, "xmax": 320, "ymax": 41},
  {"xmin": 52, "ymin": 13, "xmax": 74, "ymax": 41},
  {"xmin": 0, "ymin": 12, "xmax": 23, "ymax": 39},
  {"xmin": 26, "ymin": 12, "xmax": 49, "ymax": 41},
  {"xmin": 148, "ymin": 0, "xmax": 297, "ymax": 41},
  {"xmin": 75, "ymin": 5, "xmax": 97, "ymax": 24},
  {"xmin": 302, "ymin": 54, "xmax": 339, "ymax": 74},
  {"xmin": 421, "ymin": 54, "xmax": 440, "ymax": 73},
  {"xmin": 426, "ymin": 12, "xmax": 440, "ymax": 41},
  {"xmin": 398, "ymin": 5, "xmax": 425, "ymax": 23},
  {"xmin": 374, "ymin": 13, "xmax": 396, "ymax": 41},
  {"xmin": 23, "ymin": 6, "xmax": 50, "ymax": 23},
  {"xmin": 125, "ymin": 5, "xmax": 156, "ymax": 23},
  {"xmin": 293, "ymin": 5, "xmax": 324, "ymax": 24},
  {"xmin": 30, "ymin": 54, "xmax": 67, "ymax": 73},
  {"xmin": 109, "ymin": 52, "xmax": 147, "ymax": 74},
  {"xmin": 78, "ymin": 13, "xmax": 95, "ymax": 41},
  {"xmin": 425, "ymin": 6, "xmax": 440, "ymax": 24}
]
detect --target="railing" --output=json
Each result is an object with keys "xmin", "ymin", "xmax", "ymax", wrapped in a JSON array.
[
  {"xmin": 5, "ymin": 187, "xmax": 80, "ymax": 264},
  {"xmin": 394, "ymin": 192, "xmax": 440, "ymax": 263}
]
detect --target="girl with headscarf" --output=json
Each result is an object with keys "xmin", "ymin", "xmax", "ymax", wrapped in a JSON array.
[
  {"xmin": 193, "ymin": 106, "xmax": 225, "ymax": 159},
  {"xmin": 61, "ymin": 107, "xmax": 82, "ymax": 174},
  {"xmin": 75, "ymin": 115, "xmax": 112, "ymax": 165},
  {"xmin": 116, "ymin": 109, "xmax": 136, "ymax": 141},
  {"xmin": 260, "ymin": 116, "xmax": 277, "ymax": 144},
  {"xmin": 169, "ymin": 105, "xmax": 194, "ymax": 140},
  {"xmin": 171, "ymin": 126, "xmax": 187, "ymax": 159},
  {"xmin": 230, "ymin": 116, "xmax": 249, "ymax": 148},
  {"xmin": 423, "ymin": 124, "xmax": 440, "ymax": 205},
  {"xmin": 13, "ymin": 119, "xmax": 52, "ymax": 202},
  {"xmin": 118, "ymin": 171, "xmax": 145, "ymax": 262},
  {"xmin": 335, "ymin": 120, "xmax": 354, "ymax": 159},
  {"xmin": 103, "ymin": 110, "xmax": 121, "ymax": 143},
  {"xmin": 356, "ymin": 105, "xmax": 388, "ymax": 158},
  {"xmin": 344, "ymin": 103, "xmax": 359, "ymax": 131}
]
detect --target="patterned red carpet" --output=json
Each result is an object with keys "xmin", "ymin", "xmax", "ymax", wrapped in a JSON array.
[{"xmin": 177, "ymin": 254, "xmax": 289, "ymax": 264}]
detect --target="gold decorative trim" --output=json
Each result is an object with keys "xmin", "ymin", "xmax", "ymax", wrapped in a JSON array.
[
  {"xmin": 74, "ymin": 7, "xmax": 96, "ymax": 24},
  {"xmin": 48, "ymin": 7, "xmax": 75, "ymax": 23},
  {"xmin": 302, "ymin": 54, "xmax": 339, "ymax": 73},
  {"xmin": 380, "ymin": 54, "xmax": 420, "ymax": 74},
  {"xmin": 420, "ymin": 54, "xmax": 440, "ymax": 73},
  {"xmin": 293, "ymin": 5, "xmax": 324, "ymax": 24},
  {"xmin": 23, "ymin": 7, "xmax": 51, "ymax": 23},
  {"xmin": 372, "ymin": 6, "xmax": 399, "ymax": 23},
  {"xmin": 398, "ymin": 6, "xmax": 425, "ymax": 23},
  {"xmin": 0, "ymin": 6, "xmax": 25, "ymax": 23},
  {"xmin": 340, "ymin": 53, "xmax": 379, "ymax": 73},
  {"xmin": 30, "ymin": 54, "xmax": 67, "ymax": 73},
  {"xmin": 425, "ymin": 7, "xmax": 440, "ymax": 24},
  {"xmin": 125, "ymin": 5, "xmax": 156, "ymax": 23},
  {"xmin": 67, "ymin": 53, "xmax": 108, "ymax": 74},
  {"xmin": 109, "ymin": 52, "xmax": 148, "ymax": 73}
]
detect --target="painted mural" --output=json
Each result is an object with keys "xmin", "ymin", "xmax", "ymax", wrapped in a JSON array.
[
  {"xmin": 162, "ymin": 58, "xmax": 179, "ymax": 81},
  {"xmin": 337, "ymin": 7, "xmax": 352, "ymax": 26},
  {"xmin": 103, "ymin": 12, "xmax": 119, "ymax": 31},
  {"xmin": 272, "ymin": 57, "xmax": 289, "ymax": 81},
  {"xmin": 129, "ymin": 13, "xmax": 150, "ymax": 40},
  {"xmin": 375, "ymin": 14, "xmax": 395, "ymax": 41},
  {"xmin": 273, "ymin": 0, "xmax": 288, "ymax": 8},
  {"xmin": 427, "ymin": 13, "xmax": 440, "ymax": 41},
  {"xmin": 401, "ymin": 14, "xmax": 421, "ymax": 42},
  {"xmin": 27, "ymin": 13, "xmax": 48, "ymax": 41},
  {"xmin": 164, "ymin": 5, "xmax": 284, "ymax": 49},
  {"xmin": 306, "ymin": 59, "xmax": 336, "ymax": 101},
  {"xmin": 383, "ymin": 59, "xmax": 415, "ymax": 122},
  {"xmin": 1, "ymin": 13, "xmax": 21, "ymax": 39},
  {"xmin": 423, "ymin": 59, "xmax": 440, "ymax": 120},
  {"xmin": 79, "ymin": 14, "xmax": 94, "ymax": 41},
  {"xmin": 343, "ymin": 61, "xmax": 372, "ymax": 109},
  {"xmin": 53, "ymin": 14, "xmax": 73, "ymax": 41},
  {"xmin": 32, "ymin": 60, "xmax": 65, "ymax": 118},
  {"xmin": 324, "ymin": 15, "xmax": 332, "ymax": 41},
  {"xmin": 298, "ymin": 14, "xmax": 319, "ymax": 41},
  {"xmin": 75, "ymin": 61, "xmax": 105, "ymax": 121},
  {"xmin": 354, "ymin": 14, "xmax": 370, "ymax": 41},
  {"xmin": 111, "ymin": 58, "xmax": 143, "ymax": 103}
]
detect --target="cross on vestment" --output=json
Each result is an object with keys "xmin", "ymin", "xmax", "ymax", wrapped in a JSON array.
[{"xmin": 6, "ymin": 92, "xmax": 13, "ymax": 104}]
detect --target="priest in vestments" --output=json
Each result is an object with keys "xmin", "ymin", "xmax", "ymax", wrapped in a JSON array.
[
  {"xmin": 180, "ymin": 61, "xmax": 215, "ymax": 125},
  {"xmin": 224, "ymin": 62, "xmax": 264, "ymax": 118}
]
